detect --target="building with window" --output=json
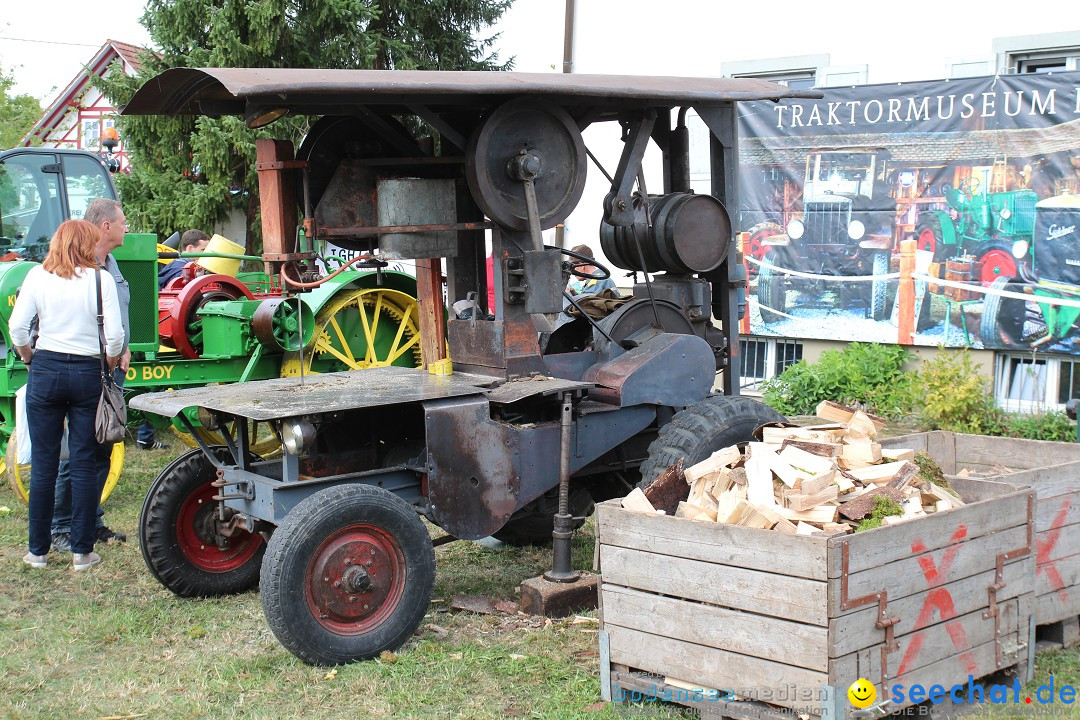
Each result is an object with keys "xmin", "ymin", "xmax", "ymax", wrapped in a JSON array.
[{"xmin": 20, "ymin": 39, "xmax": 145, "ymax": 172}]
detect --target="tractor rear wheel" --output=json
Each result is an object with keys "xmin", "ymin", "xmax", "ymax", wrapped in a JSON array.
[
  {"xmin": 280, "ymin": 288, "xmax": 423, "ymax": 376},
  {"xmin": 638, "ymin": 395, "xmax": 784, "ymax": 488},
  {"xmin": 260, "ymin": 484, "xmax": 435, "ymax": 665},
  {"xmin": 5, "ymin": 434, "xmax": 123, "ymax": 505},
  {"xmin": 869, "ymin": 251, "xmax": 891, "ymax": 321},
  {"xmin": 139, "ymin": 446, "xmax": 265, "ymax": 597},
  {"xmin": 979, "ymin": 276, "xmax": 1031, "ymax": 347}
]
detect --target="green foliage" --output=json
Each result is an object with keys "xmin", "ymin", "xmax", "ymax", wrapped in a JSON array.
[
  {"xmin": 856, "ymin": 496, "xmax": 904, "ymax": 532},
  {"xmin": 1001, "ymin": 410, "xmax": 1076, "ymax": 442},
  {"xmin": 913, "ymin": 451, "xmax": 949, "ymax": 488},
  {"xmin": 914, "ymin": 348, "xmax": 1004, "ymax": 434},
  {"xmin": 98, "ymin": 0, "xmax": 514, "ymax": 248},
  {"xmin": 0, "ymin": 64, "xmax": 43, "ymax": 148},
  {"xmin": 761, "ymin": 342, "xmax": 914, "ymax": 418}
]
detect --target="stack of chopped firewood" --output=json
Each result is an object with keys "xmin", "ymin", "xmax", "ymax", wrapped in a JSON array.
[{"xmin": 621, "ymin": 400, "xmax": 965, "ymax": 535}]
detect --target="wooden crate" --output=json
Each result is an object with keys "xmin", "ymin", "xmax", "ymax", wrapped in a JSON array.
[
  {"xmin": 597, "ymin": 470, "xmax": 1035, "ymax": 717},
  {"xmin": 880, "ymin": 432, "xmax": 1080, "ymax": 632}
]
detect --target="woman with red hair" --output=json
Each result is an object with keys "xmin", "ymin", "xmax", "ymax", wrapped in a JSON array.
[{"xmin": 10, "ymin": 219, "xmax": 124, "ymax": 571}]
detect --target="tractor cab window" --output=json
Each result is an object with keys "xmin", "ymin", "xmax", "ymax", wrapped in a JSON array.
[
  {"xmin": 0, "ymin": 153, "xmax": 62, "ymax": 259},
  {"xmin": 806, "ymin": 153, "xmax": 877, "ymax": 199},
  {"xmin": 62, "ymin": 153, "xmax": 112, "ymax": 221}
]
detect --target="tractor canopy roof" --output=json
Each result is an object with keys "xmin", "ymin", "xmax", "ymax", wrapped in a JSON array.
[{"xmin": 121, "ymin": 67, "xmax": 821, "ymax": 118}]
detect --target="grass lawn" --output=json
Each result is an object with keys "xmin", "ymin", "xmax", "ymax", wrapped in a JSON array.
[{"xmin": 0, "ymin": 438, "xmax": 1077, "ymax": 719}]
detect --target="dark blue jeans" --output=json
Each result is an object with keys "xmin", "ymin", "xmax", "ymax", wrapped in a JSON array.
[
  {"xmin": 27, "ymin": 351, "xmax": 103, "ymax": 555},
  {"xmin": 51, "ymin": 366, "xmax": 123, "ymax": 536}
]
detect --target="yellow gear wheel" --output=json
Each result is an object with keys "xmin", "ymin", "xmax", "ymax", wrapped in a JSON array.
[
  {"xmin": 172, "ymin": 418, "xmax": 282, "ymax": 458},
  {"xmin": 4, "ymin": 433, "xmax": 124, "ymax": 505},
  {"xmin": 280, "ymin": 288, "xmax": 423, "ymax": 376}
]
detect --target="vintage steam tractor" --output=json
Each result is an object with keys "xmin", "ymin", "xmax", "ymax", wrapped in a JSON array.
[
  {"xmin": 980, "ymin": 193, "xmax": 1080, "ymax": 348},
  {"xmin": 758, "ymin": 149, "xmax": 895, "ymax": 321},
  {"xmin": 123, "ymin": 68, "xmax": 813, "ymax": 665},
  {"xmin": 915, "ymin": 173, "xmax": 1038, "ymax": 286},
  {"xmin": 0, "ymin": 147, "xmax": 421, "ymax": 503}
]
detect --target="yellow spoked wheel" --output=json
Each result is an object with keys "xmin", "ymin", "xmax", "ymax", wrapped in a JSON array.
[
  {"xmin": 173, "ymin": 418, "xmax": 282, "ymax": 458},
  {"xmin": 4, "ymin": 434, "xmax": 124, "ymax": 505},
  {"xmin": 280, "ymin": 288, "xmax": 423, "ymax": 375}
]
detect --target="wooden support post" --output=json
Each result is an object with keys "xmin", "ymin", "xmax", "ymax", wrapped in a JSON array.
[
  {"xmin": 416, "ymin": 258, "xmax": 448, "ymax": 368},
  {"xmin": 255, "ymin": 139, "xmax": 297, "ymax": 268},
  {"xmin": 897, "ymin": 238, "xmax": 916, "ymax": 345}
]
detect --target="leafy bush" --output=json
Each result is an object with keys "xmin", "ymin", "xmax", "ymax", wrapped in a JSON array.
[
  {"xmin": 761, "ymin": 342, "xmax": 915, "ymax": 418},
  {"xmin": 1002, "ymin": 411, "xmax": 1076, "ymax": 442},
  {"xmin": 913, "ymin": 349, "xmax": 1004, "ymax": 435}
]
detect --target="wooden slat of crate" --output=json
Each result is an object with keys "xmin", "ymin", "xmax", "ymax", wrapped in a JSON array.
[
  {"xmin": 605, "ymin": 625, "xmax": 829, "ymax": 713},
  {"xmin": 887, "ymin": 597, "xmax": 1034, "ymax": 704},
  {"xmin": 830, "ymin": 556, "xmax": 1031, "ymax": 656},
  {"xmin": 886, "ymin": 596, "xmax": 1027, "ymax": 682},
  {"xmin": 609, "ymin": 670, "xmax": 807, "ymax": 720},
  {"xmin": 602, "ymin": 584, "xmax": 828, "ymax": 672},
  {"xmin": 826, "ymin": 487, "xmax": 1031, "ymax": 579},
  {"xmin": 953, "ymin": 434, "xmax": 1080, "ymax": 470},
  {"xmin": 601, "ymin": 545, "xmax": 828, "ymax": 625},
  {"xmin": 834, "ymin": 524, "xmax": 1030, "ymax": 607},
  {"xmin": 596, "ymin": 503, "xmax": 828, "ymax": 581}
]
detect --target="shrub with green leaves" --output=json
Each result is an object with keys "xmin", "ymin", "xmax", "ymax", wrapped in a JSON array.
[
  {"xmin": 761, "ymin": 342, "xmax": 914, "ymax": 418},
  {"xmin": 913, "ymin": 349, "xmax": 1004, "ymax": 435}
]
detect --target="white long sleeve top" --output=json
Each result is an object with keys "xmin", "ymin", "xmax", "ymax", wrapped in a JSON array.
[{"xmin": 10, "ymin": 265, "xmax": 125, "ymax": 358}]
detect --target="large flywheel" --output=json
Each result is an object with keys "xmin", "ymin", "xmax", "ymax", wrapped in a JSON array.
[{"xmin": 280, "ymin": 288, "xmax": 423, "ymax": 376}]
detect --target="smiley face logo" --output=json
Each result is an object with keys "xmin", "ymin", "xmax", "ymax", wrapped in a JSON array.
[{"xmin": 848, "ymin": 678, "xmax": 876, "ymax": 708}]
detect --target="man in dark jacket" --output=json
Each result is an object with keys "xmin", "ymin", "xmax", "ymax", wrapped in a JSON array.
[{"xmin": 158, "ymin": 229, "xmax": 210, "ymax": 289}]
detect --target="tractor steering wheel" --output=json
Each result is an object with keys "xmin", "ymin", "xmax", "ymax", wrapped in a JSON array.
[
  {"xmin": 959, "ymin": 178, "xmax": 980, "ymax": 197},
  {"xmin": 549, "ymin": 245, "xmax": 612, "ymax": 280}
]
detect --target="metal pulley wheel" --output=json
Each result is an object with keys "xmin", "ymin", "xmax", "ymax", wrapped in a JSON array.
[
  {"xmin": 253, "ymin": 297, "xmax": 315, "ymax": 351},
  {"xmin": 465, "ymin": 97, "xmax": 587, "ymax": 231}
]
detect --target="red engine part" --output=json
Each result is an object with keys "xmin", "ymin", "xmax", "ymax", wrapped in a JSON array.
[{"xmin": 158, "ymin": 274, "xmax": 255, "ymax": 359}]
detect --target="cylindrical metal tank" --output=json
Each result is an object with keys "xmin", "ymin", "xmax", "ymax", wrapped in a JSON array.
[{"xmin": 600, "ymin": 192, "xmax": 731, "ymax": 274}]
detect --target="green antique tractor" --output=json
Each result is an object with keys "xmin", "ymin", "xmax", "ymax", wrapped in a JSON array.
[
  {"xmin": 0, "ymin": 146, "xmax": 421, "ymax": 503},
  {"xmin": 980, "ymin": 193, "xmax": 1080, "ymax": 348},
  {"xmin": 915, "ymin": 174, "xmax": 1038, "ymax": 286}
]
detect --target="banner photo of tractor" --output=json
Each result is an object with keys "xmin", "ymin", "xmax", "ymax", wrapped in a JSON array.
[{"xmin": 738, "ymin": 71, "xmax": 1080, "ymax": 352}]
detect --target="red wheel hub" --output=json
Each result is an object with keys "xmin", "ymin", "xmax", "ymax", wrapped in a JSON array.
[
  {"xmin": 979, "ymin": 249, "xmax": 1017, "ymax": 286},
  {"xmin": 158, "ymin": 274, "xmax": 254, "ymax": 358},
  {"xmin": 306, "ymin": 524, "xmax": 406, "ymax": 634},
  {"xmin": 176, "ymin": 482, "xmax": 263, "ymax": 572},
  {"xmin": 917, "ymin": 228, "xmax": 937, "ymax": 255}
]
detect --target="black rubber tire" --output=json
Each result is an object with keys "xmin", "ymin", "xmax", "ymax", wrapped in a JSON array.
[
  {"xmin": 492, "ymin": 487, "xmax": 595, "ymax": 546},
  {"xmin": 260, "ymin": 484, "xmax": 435, "ymax": 665},
  {"xmin": 980, "ymin": 276, "xmax": 1030, "ymax": 347},
  {"xmin": 639, "ymin": 396, "xmax": 785, "ymax": 488},
  {"xmin": 756, "ymin": 262, "xmax": 787, "ymax": 324},
  {"xmin": 139, "ymin": 446, "xmax": 266, "ymax": 598},
  {"xmin": 915, "ymin": 213, "xmax": 949, "ymax": 261},
  {"xmin": 870, "ymin": 251, "xmax": 890, "ymax": 321}
]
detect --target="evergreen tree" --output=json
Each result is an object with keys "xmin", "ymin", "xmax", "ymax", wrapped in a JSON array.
[
  {"xmin": 0, "ymin": 65, "xmax": 43, "ymax": 148},
  {"xmin": 100, "ymin": 0, "xmax": 513, "ymax": 249}
]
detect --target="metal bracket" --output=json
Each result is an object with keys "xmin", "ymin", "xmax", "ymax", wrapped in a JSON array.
[
  {"xmin": 841, "ymin": 539, "xmax": 900, "ymax": 694},
  {"xmin": 983, "ymin": 491, "xmax": 1035, "ymax": 667},
  {"xmin": 602, "ymin": 111, "xmax": 656, "ymax": 226}
]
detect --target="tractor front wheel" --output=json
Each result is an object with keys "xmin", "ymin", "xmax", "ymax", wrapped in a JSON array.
[
  {"xmin": 139, "ymin": 446, "xmax": 265, "ymax": 597},
  {"xmin": 979, "ymin": 276, "xmax": 1032, "ymax": 348},
  {"xmin": 260, "ymin": 484, "xmax": 435, "ymax": 665}
]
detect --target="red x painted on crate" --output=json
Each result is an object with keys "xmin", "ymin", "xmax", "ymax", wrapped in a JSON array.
[
  {"xmin": 1036, "ymin": 498, "xmax": 1072, "ymax": 604},
  {"xmin": 897, "ymin": 525, "xmax": 978, "ymax": 677}
]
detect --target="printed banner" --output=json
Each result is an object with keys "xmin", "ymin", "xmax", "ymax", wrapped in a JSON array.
[{"xmin": 738, "ymin": 71, "xmax": 1080, "ymax": 353}]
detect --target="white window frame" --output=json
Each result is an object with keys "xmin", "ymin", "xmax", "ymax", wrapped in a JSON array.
[
  {"xmin": 81, "ymin": 118, "xmax": 100, "ymax": 150},
  {"xmin": 992, "ymin": 352, "xmax": 1080, "ymax": 413},
  {"xmin": 993, "ymin": 31, "xmax": 1080, "ymax": 75},
  {"xmin": 722, "ymin": 54, "xmax": 830, "ymax": 90},
  {"xmin": 740, "ymin": 336, "xmax": 803, "ymax": 393}
]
